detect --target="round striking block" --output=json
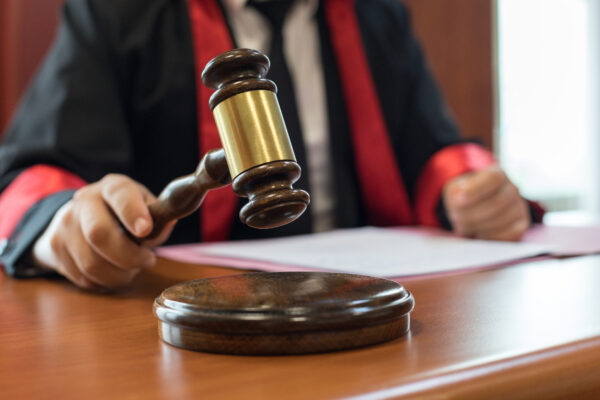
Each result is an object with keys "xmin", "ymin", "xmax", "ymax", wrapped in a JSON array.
[{"xmin": 153, "ymin": 272, "xmax": 415, "ymax": 355}]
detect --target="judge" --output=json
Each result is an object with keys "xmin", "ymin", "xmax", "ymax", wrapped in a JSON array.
[{"xmin": 0, "ymin": 0, "xmax": 542, "ymax": 289}]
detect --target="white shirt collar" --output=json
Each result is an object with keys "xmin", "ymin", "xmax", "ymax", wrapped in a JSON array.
[{"xmin": 222, "ymin": 0, "xmax": 318, "ymax": 14}]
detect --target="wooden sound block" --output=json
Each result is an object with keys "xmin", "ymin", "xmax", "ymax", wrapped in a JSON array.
[{"xmin": 153, "ymin": 272, "xmax": 415, "ymax": 355}]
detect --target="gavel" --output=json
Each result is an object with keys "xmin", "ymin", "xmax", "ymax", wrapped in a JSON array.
[
  {"xmin": 143, "ymin": 48, "xmax": 310, "ymax": 239},
  {"xmin": 152, "ymin": 49, "xmax": 414, "ymax": 355}
]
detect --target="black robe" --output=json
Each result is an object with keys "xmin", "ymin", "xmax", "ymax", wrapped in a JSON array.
[{"xmin": 0, "ymin": 0, "xmax": 487, "ymax": 276}]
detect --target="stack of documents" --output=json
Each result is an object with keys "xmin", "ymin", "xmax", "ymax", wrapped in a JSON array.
[{"xmin": 157, "ymin": 225, "xmax": 600, "ymax": 278}]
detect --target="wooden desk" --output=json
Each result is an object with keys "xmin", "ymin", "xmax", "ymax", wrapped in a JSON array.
[{"xmin": 2, "ymin": 255, "xmax": 600, "ymax": 399}]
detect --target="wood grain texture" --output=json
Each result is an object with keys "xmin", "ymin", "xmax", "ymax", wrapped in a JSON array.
[
  {"xmin": 402, "ymin": 0, "xmax": 494, "ymax": 149},
  {"xmin": 232, "ymin": 160, "xmax": 310, "ymax": 229},
  {"xmin": 154, "ymin": 272, "xmax": 413, "ymax": 354},
  {"xmin": 144, "ymin": 148, "xmax": 230, "ymax": 240},
  {"xmin": 202, "ymin": 48, "xmax": 275, "ymax": 110},
  {"xmin": 2, "ymin": 255, "xmax": 600, "ymax": 399}
]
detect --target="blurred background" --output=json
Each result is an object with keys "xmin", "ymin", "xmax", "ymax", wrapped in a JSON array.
[{"xmin": 1, "ymin": 0, "xmax": 599, "ymax": 224}]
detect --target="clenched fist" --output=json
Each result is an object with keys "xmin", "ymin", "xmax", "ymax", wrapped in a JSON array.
[
  {"xmin": 32, "ymin": 174, "xmax": 175, "ymax": 290},
  {"xmin": 443, "ymin": 165, "xmax": 531, "ymax": 241}
]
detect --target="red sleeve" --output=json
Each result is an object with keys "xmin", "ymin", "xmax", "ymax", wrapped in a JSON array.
[
  {"xmin": 0, "ymin": 165, "xmax": 86, "ymax": 240},
  {"xmin": 414, "ymin": 143, "xmax": 496, "ymax": 227}
]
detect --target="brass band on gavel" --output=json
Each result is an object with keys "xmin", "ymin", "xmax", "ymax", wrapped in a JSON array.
[{"xmin": 213, "ymin": 89, "xmax": 296, "ymax": 178}]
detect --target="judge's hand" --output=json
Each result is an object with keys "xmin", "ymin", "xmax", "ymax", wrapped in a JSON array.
[
  {"xmin": 32, "ymin": 174, "xmax": 175, "ymax": 290},
  {"xmin": 443, "ymin": 165, "xmax": 531, "ymax": 241}
]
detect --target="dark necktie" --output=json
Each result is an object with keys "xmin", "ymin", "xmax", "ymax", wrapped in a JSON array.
[{"xmin": 248, "ymin": 0, "xmax": 312, "ymax": 233}]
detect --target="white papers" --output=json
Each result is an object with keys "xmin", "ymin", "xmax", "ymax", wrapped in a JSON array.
[
  {"xmin": 523, "ymin": 224, "xmax": 600, "ymax": 256},
  {"xmin": 159, "ymin": 227, "xmax": 553, "ymax": 278}
]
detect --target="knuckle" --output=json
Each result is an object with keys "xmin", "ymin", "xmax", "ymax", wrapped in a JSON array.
[
  {"xmin": 72, "ymin": 189, "xmax": 84, "ymax": 203},
  {"xmin": 49, "ymin": 234, "xmax": 62, "ymax": 255},
  {"xmin": 78, "ymin": 256, "xmax": 98, "ymax": 276},
  {"xmin": 444, "ymin": 180, "xmax": 459, "ymax": 195},
  {"xmin": 102, "ymin": 173, "xmax": 128, "ymax": 190},
  {"xmin": 100, "ymin": 175, "xmax": 131, "ymax": 199},
  {"xmin": 503, "ymin": 222, "xmax": 527, "ymax": 241},
  {"xmin": 447, "ymin": 190, "xmax": 464, "ymax": 206},
  {"xmin": 135, "ymin": 252, "xmax": 154, "ymax": 270},
  {"xmin": 496, "ymin": 189, "xmax": 514, "ymax": 209},
  {"xmin": 515, "ymin": 218, "xmax": 529, "ymax": 233},
  {"xmin": 84, "ymin": 224, "xmax": 111, "ymax": 248},
  {"xmin": 60, "ymin": 208, "xmax": 73, "ymax": 226},
  {"xmin": 492, "ymin": 172, "xmax": 506, "ymax": 186},
  {"xmin": 509, "ymin": 184, "xmax": 520, "ymax": 198},
  {"xmin": 102, "ymin": 173, "xmax": 124, "ymax": 184},
  {"xmin": 73, "ymin": 186, "xmax": 93, "ymax": 203}
]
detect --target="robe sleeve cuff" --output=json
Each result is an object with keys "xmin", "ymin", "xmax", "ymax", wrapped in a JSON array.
[
  {"xmin": 0, "ymin": 191, "xmax": 76, "ymax": 277},
  {"xmin": 528, "ymin": 200, "xmax": 546, "ymax": 223},
  {"xmin": 0, "ymin": 165, "xmax": 86, "ymax": 240},
  {"xmin": 415, "ymin": 143, "xmax": 496, "ymax": 227},
  {"xmin": 0, "ymin": 165, "xmax": 86, "ymax": 277}
]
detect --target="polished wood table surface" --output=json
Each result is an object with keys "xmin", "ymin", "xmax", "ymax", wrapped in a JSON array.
[{"xmin": 2, "ymin": 255, "xmax": 600, "ymax": 399}]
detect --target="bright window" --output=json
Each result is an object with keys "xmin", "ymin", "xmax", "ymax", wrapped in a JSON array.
[{"xmin": 497, "ymin": 0, "xmax": 600, "ymax": 220}]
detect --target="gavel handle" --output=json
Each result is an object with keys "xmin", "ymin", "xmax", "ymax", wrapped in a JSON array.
[{"xmin": 143, "ymin": 148, "xmax": 231, "ymax": 241}]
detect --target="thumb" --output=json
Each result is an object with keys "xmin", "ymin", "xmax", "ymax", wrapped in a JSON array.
[{"xmin": 99, "ymin": 174, "xmax": 155, "ymax": 238}]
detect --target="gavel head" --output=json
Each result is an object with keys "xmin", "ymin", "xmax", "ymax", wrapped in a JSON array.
[{"xmin": 202, "ymin": 49, "xmax": 310, "ymax": 229}]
